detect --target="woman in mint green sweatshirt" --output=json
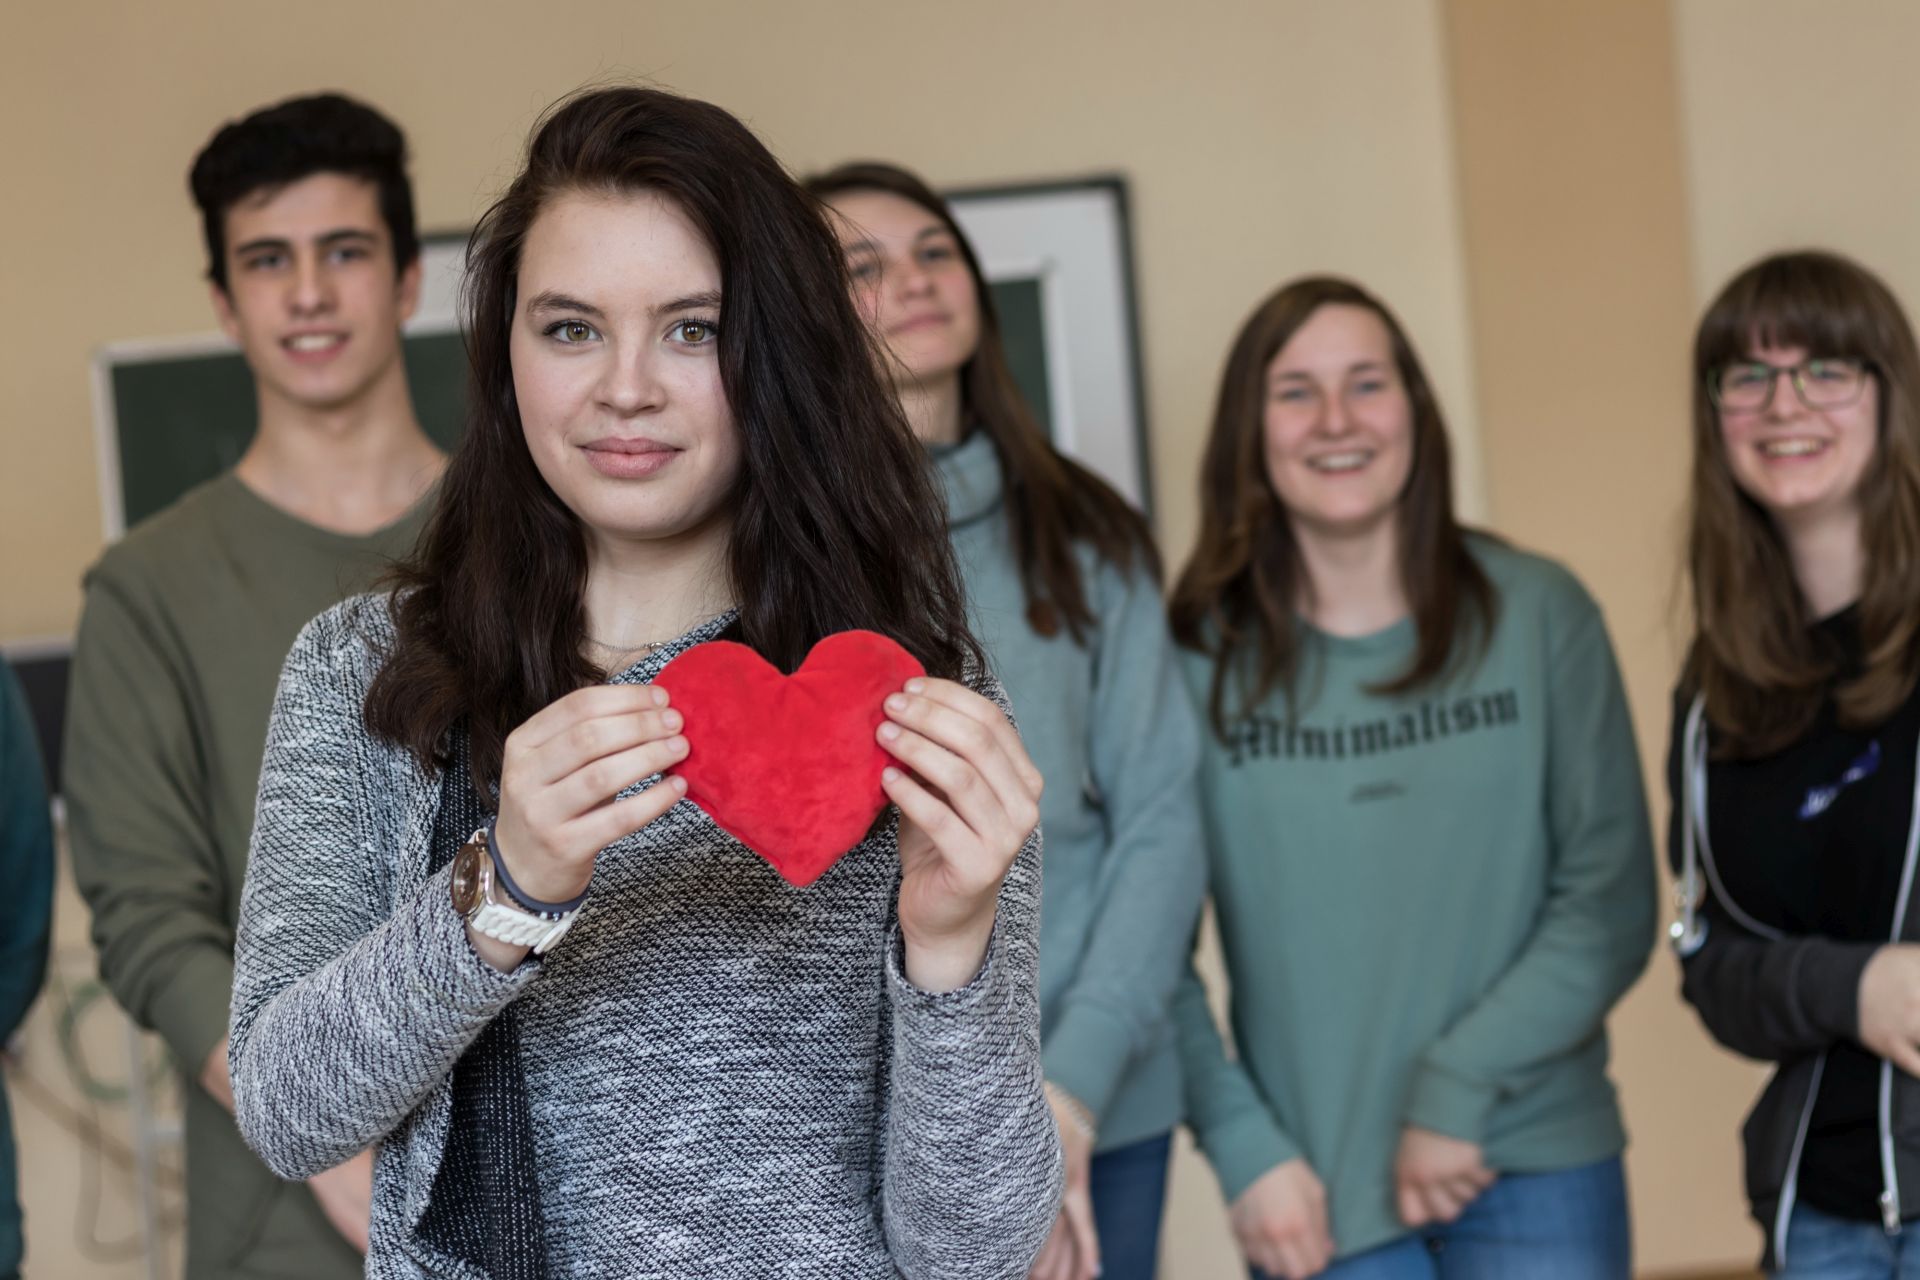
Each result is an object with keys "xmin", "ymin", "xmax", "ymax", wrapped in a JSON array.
[
  {"xmin": 1168, "ymin": 276, "xmax": 1657, "ymax": 1280},
  {"xmin": 810, "ymin": 163, "xmax": 1208, "ymax": 1280}
]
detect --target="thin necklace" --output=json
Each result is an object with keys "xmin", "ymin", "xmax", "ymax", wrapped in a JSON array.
[
  {"xmin": 588, "ymin": 607, "xmax": 732, "ymax": 661},
  {"xmin": 588, "ymin": 635, "xmax": 663, "ymax": 660}
]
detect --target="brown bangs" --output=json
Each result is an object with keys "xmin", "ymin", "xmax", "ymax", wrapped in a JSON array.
[{"xmin": 1694, "ymin": 252, "xmax": 1888, "ymax": 378}]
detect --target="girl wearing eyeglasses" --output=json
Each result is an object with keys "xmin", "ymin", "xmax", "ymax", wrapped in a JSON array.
[{"xmin": 1671, "ymin": 250, "xmax": 1920, "ymax": 1277}]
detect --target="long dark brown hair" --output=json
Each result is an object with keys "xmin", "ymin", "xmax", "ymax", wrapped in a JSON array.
[
  {"xmin": 365, "ymin": 87, "xmax": 982, "ymax": 794},
  {"xmin": 804, "ymin": 162, "xmax": 1158, "ymax": 643},
  {"xmin": 1686, "ymin": 249, "xmax": 1920, "ymax": 756},
  {"xmin": 1169, "ymin": 276, "xmax": 1496, "ymax": 740}
]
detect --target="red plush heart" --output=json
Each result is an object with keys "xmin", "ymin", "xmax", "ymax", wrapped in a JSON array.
[{"xmin": 653, "ymin": 630, "xmax": 926, "ymax": 887}]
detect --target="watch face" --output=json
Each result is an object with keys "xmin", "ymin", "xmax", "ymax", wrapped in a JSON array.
[{"xmin": 450, "ymin": 841, "xmax": 485, "ymax": 915}]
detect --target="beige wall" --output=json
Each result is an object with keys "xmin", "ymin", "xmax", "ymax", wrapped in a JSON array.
[
  {"xmin": 1, "ymin": 3, "xmax": 1481, "ymax": 1277},
  {"xmin": 1674, "ymin": 0, "xmax": 1920, "ymax": 306},
  {"xmin": 1442, "ymin": 2, "xmax": 1762, "ymax": 1274}
]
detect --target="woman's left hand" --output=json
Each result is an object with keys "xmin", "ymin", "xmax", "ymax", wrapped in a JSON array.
[
  {"xmin": 879, "ymin": 677, "xmax": 1043, "ymax": 993},
  {"xmin": 1393, "ymin": 1126, "xmax": 1495, "ymax": 1227}
]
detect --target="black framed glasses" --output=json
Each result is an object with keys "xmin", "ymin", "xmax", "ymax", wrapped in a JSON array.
[{"xmin": 1707, "ymin": 357, "xmax": 1872, "ymax": 412}]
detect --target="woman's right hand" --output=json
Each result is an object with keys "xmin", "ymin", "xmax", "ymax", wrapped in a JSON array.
[
  {"xmin": 1231, "ymin": 1158, "xmax": 1335, "ymax": 1280},
  {"xmin": 1860, "ymin": 944, "xmax": 1920, "ymax": 1077},
  {"xmin": 472, "ymin": 685, "xmax": 689, "ymax": 965}
]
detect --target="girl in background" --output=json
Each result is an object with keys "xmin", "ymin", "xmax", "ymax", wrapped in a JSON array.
[
  {"xmin": 1671, "ymin": 250, "xmax": 1920, "ymax": 1278},
  {"xmin": 809, "ymin": 162, "xmax": 1208, "ymax": 1280},
  {"xmin": 1171, "ymin": 275, "xmax": 1654, "ymax": 1280}
]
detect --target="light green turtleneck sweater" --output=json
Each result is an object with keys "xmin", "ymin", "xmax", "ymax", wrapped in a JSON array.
[{"xmin": 934, "ymin": 431, "xmax": 1207, "ymax": 1152}]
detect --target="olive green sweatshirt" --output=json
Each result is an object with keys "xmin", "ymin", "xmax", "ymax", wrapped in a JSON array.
[
  {"xmin": 63, "ymin": 472, "xmax": 429, "ymax": 1280},
  {"xmin": 1175, "ymin": 538, "xmax": 1656, "ymax": 1260}
]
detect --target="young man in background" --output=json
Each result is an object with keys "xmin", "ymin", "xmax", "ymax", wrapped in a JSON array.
[{"xmin": 64, "ymin": 92, "xmax": 445, "ymax": 1279}]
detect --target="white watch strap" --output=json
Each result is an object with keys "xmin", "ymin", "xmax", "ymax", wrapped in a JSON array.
[{"xmin": 468, "ymin": 900, "xmax": 576, "ymax": 955}]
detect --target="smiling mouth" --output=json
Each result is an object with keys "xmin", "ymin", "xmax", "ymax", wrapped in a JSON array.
[
  {"xmin": 1757, "ymin": 438, "xmax": 1830, "ymax": 459},
  {"xmin": 1306, "ymin": 450, "xmax": 1374, "ymax": 474},
  {"xmin": 283, "ymin": 333, "xmax": 347, "ymax": 354}
]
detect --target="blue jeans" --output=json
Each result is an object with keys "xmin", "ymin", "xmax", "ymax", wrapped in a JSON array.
[
  {"xmin": 1253, "ymin": 1156, "xmax": 1630, "ymax": 1280},
  {"xmin": 1779, "ymin": 1203, "xmax": 1920, "ymax": 1278},
  {"xmin": 1089, "ymin": 1133, "xmax": 1173, "ymax": 1280}
]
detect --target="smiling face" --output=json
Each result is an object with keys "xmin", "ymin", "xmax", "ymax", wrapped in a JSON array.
[
  {"xmin": 509, "ymin": 188, "xmax": 742, "ymax": 554},
  {"xmin": 1716, "ymin": 341, "xmax": 1879, "ymax": 527},
  {"xmin": 822, "ymin": 188, "xmax": 981, "ymax": 397},
  {"xmin": 1261, "ymin": 303, "xmax": 1415, "ymax": 540},
  {"xmin": 209, "ymin": 171, "xmax": 420, "ymax": 414}
]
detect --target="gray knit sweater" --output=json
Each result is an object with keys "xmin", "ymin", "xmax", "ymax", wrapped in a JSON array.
[{"xmin": 228, "ymin": 597, "xmax": 1062, "ymax": 1278}]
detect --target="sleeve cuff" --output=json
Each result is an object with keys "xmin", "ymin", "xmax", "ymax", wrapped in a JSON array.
[
  {"xmin": 887, "ymin": 921, "xmax": 1002, "ymax": 1040},
  {"xmin": 1042, "ymin": 1001, "xmax": 1137, "ymax": 1123},
  {"xmin": 152, "ymin": 946, "xmax": 238, "ymax": 1078},
  {"xmin": 409, "ymin": 862, "xmax": 545, "ymax": 1013},
  {"xmin": 1403, "ymin": 1060, "xmax": 1501, "ymax": 1145},
  {"xmin": 1807, "ymin": 938, "xmax": 1882, "ymax": 1043},
  {"xmin": 1202, "ymin": 1110, "xmax": 1303, "ymax": 1204}
]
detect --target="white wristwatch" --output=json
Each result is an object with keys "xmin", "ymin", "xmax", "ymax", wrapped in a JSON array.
[{"xmin": 449, "ymin": 827, "xmax": 580, "ymax": 956}]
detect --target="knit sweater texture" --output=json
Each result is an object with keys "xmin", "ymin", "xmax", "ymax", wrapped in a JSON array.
[{"xmin": 227, "ymin": 598, "xmax": 1063, "ymax": 1278}]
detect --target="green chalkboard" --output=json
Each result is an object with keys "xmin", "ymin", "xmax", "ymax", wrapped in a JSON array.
[
  {"xmin": 106, "ymin": 330, "xmax": 470, "ymax": 531},
  {"xmin": 102, "ymin": 279, "xmax": 1051, "ymax": 532},
  {"xmin": 989, "ymin": 276, "xmax": 1052, "ymax": 439}
]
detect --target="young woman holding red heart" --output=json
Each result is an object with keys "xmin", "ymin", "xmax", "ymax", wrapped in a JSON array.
[
  {"xmin": 1166, "ymin": 277, "xmax": 1656, "ymax": 1280},
  {"xmin": 224, "ymin": 86, "xmax": 1062, "ymax": 1280},
  {"xmin": 809, "ymin": 163, "xmax": 1209, "ymax": 1280}
]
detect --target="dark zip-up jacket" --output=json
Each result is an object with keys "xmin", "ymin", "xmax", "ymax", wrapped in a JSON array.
[{"xmin": 1667, "ymin": 674, "xmax": 1920, "ymax": 1270}]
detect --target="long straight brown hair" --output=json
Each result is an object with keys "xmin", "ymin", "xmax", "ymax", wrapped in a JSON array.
[
  {"xmin": 804, "ymin": 162, "xmax": 1158, "ymax": 643},
  {"xmin": 364, "ymin": 88, "xmax": 981, "ymax": 795},
  {"xmin": 1686, "ymin": 250, "xmax": 1920, "ymax": 757},
  {"xmin": 1169, "ymin": 276, "xmax": 1496, "ymax": 740}
]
